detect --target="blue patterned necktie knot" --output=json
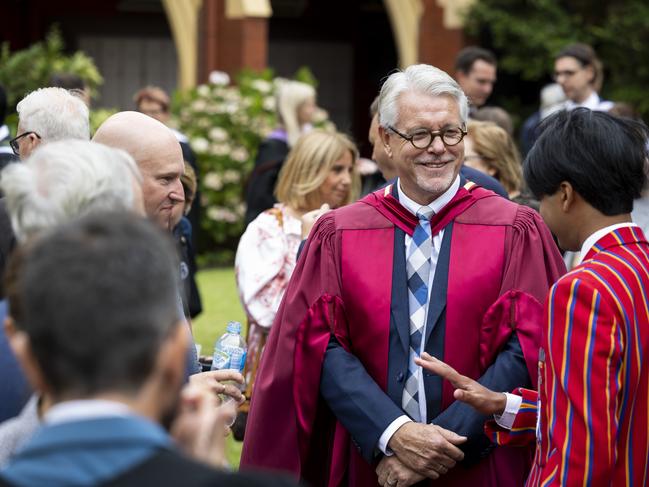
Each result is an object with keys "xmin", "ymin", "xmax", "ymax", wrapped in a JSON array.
[{"xmin": 416, "ymin": 207, "xmax": 434, "ymax": 222}]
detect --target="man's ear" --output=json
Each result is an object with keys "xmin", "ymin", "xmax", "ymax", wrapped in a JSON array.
[
  {"xmin": 378, "ymin": 125, "xmax": 393, "ymax": 158},
  {"xmin": 558, "ymin": 181, "xmax": 576, "ymax": 212},
  {"xmin": 5, "ymin": 317, "xmax": 48, "ymax": 393},
  {"xmin": 26, "ymin": 133, "xmax": 41, "ymax": 153},
  {"xmin": 585, "ymin": 65, "xmax": 596, "ymax": 86}
]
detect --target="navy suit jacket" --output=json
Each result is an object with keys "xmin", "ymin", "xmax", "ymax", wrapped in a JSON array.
[{"xmin": 320, "ymin": 183, "xmax": 530, "ymax": 463}]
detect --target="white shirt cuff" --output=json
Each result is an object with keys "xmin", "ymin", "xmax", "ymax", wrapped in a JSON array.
[
  {"xmin": 493, "ymin": 392, "xmax": 522, "ymax": 430},
  {"xmin": 377, "ymin": 415, "xmax": 412, "ymax": 455}
]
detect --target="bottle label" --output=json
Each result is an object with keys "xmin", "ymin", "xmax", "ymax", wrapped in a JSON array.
[
  {"xmin": 230, "ymin": 348, "xmax": 246, "ymax": 373},
  {"xmin": 212, "ymin": 348, "xmax": 231, "ymax": 370},
  {"xmin": 212, "ymin": 344, "xmax": 246, "ymax": 372}
]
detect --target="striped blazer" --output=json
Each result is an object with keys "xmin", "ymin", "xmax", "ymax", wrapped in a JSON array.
[{"xmin": 487, "ymin": 226, "xmax": 649, "ymax": 486}]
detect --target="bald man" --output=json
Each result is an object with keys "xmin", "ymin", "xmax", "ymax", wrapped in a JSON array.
[
  {"xmin": 93, "ymin": 111, "xmax": 185, "ymax": 231},
  {"xmin": 93, "ymin": 113, "xmax": 244, "ymax": 395}
]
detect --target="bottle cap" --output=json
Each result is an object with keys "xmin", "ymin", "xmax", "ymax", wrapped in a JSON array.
[{"xmin": 226, "ymin": 321, "xmax": 242, "ymax": 334}]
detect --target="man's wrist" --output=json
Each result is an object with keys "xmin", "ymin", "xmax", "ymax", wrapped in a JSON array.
[
  {"xmin": 493, "ymin": 392, "xmax": 522, "ymax": 430},
  {"xmin": 494, "ymin": 392, "xmax": 507, "ymax": 416},
  {"xmin": 386, "ymin": 418, "xmax": 414, "ymax": 453}
]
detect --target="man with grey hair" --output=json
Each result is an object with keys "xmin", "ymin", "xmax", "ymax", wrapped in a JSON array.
[
  {"xmin": 0, "ymin": 87, "xmax": 91, "ymax": 281},
  {"xmin": 9, "ymin": 87, "xmax": 89, "ymax": 160},
  {"xmin": 1, "ymin": 140, "xmax": 143, "ymax": 241},
  {"xmin": 0, "ymin": 139, "xmax": 242, "ymax": 465},
  {"xmin": 241, "ymin": 64, "xmax": 565, "ymax": 487}
]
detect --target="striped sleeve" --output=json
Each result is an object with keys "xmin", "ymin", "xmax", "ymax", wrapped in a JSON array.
[
  {"xmin": 484, "ymin": 387, "xmax": 538, "ymax": 446},
  {"xmin": 538, "ymin": 276, "xmax": 621, "ymax": 486}
]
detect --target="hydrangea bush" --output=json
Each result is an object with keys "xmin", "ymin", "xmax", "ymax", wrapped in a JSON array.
[{"xmin": 174, "ymin": 69, "xmax": 329, "ymax": 257}]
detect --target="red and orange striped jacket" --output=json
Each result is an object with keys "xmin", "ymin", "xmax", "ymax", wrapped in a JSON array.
[{"xmin": 486, "ymin": 225, "xmax": 649, "ymax": 486}]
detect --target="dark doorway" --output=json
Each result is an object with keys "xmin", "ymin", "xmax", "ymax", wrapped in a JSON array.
[
  {"xmin": 2, "ymin": 0, "xmax": 176, "ymax": 110},
  {"xmin": 268, "ymin": 0, "xmax": 398, "ymax": 157}
]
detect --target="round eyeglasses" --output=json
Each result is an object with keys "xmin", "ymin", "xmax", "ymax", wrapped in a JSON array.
[{"xmin": 388, "ymin": 125, "xmax": 466, "ymax": 150}]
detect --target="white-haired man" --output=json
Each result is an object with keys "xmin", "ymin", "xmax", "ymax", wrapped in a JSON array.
[
  {"xmin": 0, "ymin": 140, "xmax": 143, "ymax": 463},
  {"xmin": 0, "ymin": 87, "xmax": 91, "ymax": 279},
  {"xmin": 241, "ymin": 64, "xmax": 566, "ymax": 487},
  {"xmin": 0, "ymin": 139, "xmax": 242, "ymax": 467},
  {"xmin": 9, "ymin": 87, "xmax": 89, "ymax": 160}
]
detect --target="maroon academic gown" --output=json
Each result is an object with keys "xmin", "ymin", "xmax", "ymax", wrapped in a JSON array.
[{"xmin": 241, "ymin": 183, "xmax": 566, "ymax": 486}]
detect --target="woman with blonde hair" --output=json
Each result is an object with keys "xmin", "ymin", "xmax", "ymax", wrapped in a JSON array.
[
  {"xmin": 244, "ymin": 80, "xmax": 317, "ymax": 225},
  {"xmin": 234, "ymin": 130, "xmax": 359, "ymax": 434},
  {"xmin": 464, "ymin": 121, "xmax": 526, "ymax": 200}
]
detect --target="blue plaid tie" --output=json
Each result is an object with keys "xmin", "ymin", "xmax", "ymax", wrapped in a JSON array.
[{"xmin": 402, "ymin": 206, "xmax": 435, "ymax": 421}]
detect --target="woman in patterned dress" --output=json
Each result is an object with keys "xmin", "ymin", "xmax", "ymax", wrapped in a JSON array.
[{"xmin": 235, "ymin": 130, "xmax": 360, "ymax": 424}]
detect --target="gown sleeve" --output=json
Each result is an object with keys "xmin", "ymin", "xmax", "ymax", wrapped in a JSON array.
[
  {"xmin": 240, "ymin": 213, "xmax": 344, "ymax": 480},
  {"xmin": 481, "ymin": 205, "xmax": 566, "ymax": 385}
]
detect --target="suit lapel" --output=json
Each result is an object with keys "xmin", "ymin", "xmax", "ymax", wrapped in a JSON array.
[
  {"xmin": 391, "ymin": 225, "xmax": 410, "ymax": 355},
  {"xmin": 424, "ymin": 222, "xmax": 453, "ymax": 346}
]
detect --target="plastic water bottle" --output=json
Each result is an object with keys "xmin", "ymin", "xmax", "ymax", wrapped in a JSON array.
[
  {"xmin": 211, "ymin": 321, "xmax": 247, "ymax": 374},
  {"xmin": 210, "ymin": 321, "xmax": 246, "ymax": 427}
]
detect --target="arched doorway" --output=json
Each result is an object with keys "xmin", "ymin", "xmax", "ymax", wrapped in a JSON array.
[{"xmin": 267, "ymin": 0, "xmax": 398, "ymax": 155}]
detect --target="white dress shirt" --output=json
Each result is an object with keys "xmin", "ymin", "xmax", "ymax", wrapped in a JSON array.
[
  {"xmin": 564, "ymin": 91, "xmax": 613, "ymax": 112},
  {"xmin": 45, "ymin": 399, "xmax": 134, "ymax": 425},
  {"xmin": 377, "ymin": 176, "xmax": 460, "ymax": 454}
]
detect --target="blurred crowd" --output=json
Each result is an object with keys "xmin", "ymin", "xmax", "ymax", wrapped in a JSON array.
[{"xmin": 0, "ymin": 40, "xmax": 648, "ymax": 487}]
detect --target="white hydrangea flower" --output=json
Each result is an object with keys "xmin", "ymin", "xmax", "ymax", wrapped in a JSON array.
[
  {"xmin": 262, "ymin": 96, "xmax": 276, "ymax": 111},
  {"xmin": 191, "ymin": 137, "xmax": 209, "ymax": 153},
  {"xmin": 230, "ymin": 147, "xmax": 249, "ymax": 163},
  {"xmin": 197, "ymin": 85, "xmax": 211, "ymax": 97},
  {"xmin": 209, "ymin": 71, "xmax": 231, "ymax": 86},
  {"xmin": 209, "ymin": 127, "xmax": 229, "ymax": 142},
  {"xmin": 224, "ymin": 88, "xmax": 241, "ymax": 102},
  {"xmin": 211, "ymin": 143, "xmax": 231, "ymax": 156},
  {"xmin": 204, "ymin": 172, "xmax": 223, "ymax": 190},
  {"xmin": 207, "ymin": 207, "xmax": 238, "ymax": 223},
  {"xmin": 251, "ymin": 79, "xmax": 272, "ymax": 93},
  {"xmin": 191, "ymin": 100, "xmax": 207, "ymax": 112},
  {"xmin": 223, "ymin": 170, "xmax": 241, "ymax": 183}
]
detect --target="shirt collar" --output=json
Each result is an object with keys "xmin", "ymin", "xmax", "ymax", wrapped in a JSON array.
[
  {"xmin": 577, "ymin": 222, "xmax": 638, "ymax": 265},
  {"xmin": 396, "ymin": 175, "xmax": 460, "ymax": 217},
  {"xmin": 565, "ymin": 92, "xmax": 612, "ymax": 112},
  {"xmin": 45, "ymin": 399, "xmax": 134, "ymax": 425},
  {"xmin": 0, "ymin": 124, "xmax": 9, "ymax": 141}
]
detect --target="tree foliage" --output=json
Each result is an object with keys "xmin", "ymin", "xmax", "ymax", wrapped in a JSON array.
[
  {"xmin": 0, "ymin": 26, "xmax": 103, "ymax": 109},
  {"xmin": 465, "ymin": 0, "xmax": 649, "ymax": 119}
]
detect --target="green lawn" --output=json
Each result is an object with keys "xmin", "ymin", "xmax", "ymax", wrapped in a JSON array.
[
  {"xmin": 192, "ymin": 267, "xmax": 247, "ymax": 468},
  {"xmin": 193, "ymin": 267, "xmax": 247, "ymax": 353}
]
